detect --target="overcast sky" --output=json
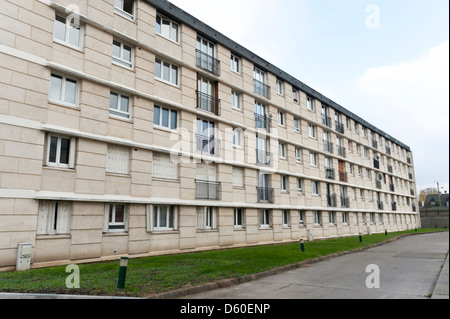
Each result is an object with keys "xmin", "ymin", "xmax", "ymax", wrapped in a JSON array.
[{"xmin": 169, "ymin": 0, "xmax": 449, "ymax": 194}]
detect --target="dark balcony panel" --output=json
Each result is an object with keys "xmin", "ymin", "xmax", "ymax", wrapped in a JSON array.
[
  {"xmin": 410, "ymin": 189, "xmax": 415, "ymax": 196},
  {"xmin": 256, "ymin": 149, "xmax": 273, "ymax": 167},
  {"xmin": 196, "ymin": 135, "xmax": 221, "ymax": 157},
  {"xmin": 340, "ymin": 196, "xmax": 350, "ymax": 208},
  {"xmin": 386, "ymin": 146, "xmax": 391, "ymax": 155},
  {"xmin": 257, "ymin": 187, "xmax": 274, "ymax": 203},
  {"xmin": 392, "ymin": 203, "xmax": 397, "ymax": 211},
  {"xmin": 389, "ymin": 184, "xmax": 395, "ymax": 192},
  {"xmin": 372, "ymin": 139, "xmax": 378, "ymax": 149},
  {"xmin": 196, "ymin": 49, "xmax": 221, "ymax": 76},
  {"xmin": 376, "ymin": 180, "xmax": 382, "ymax": 189},
  {"xmin": 335, "ymin": 121, "xmax": 345, "ymax": 134},
  {"xmin": 325, "ymin": 168, "xmax": 335, "ymax": 180},
  {"xmin": 387, "ymin": 165, "xmax": 393, "ymax": 173},
  {"xmin": 254, "ymin": 79, "xmax": 271, "ymax": 99},
  {"xmin": 339, "ymin": 171, "xmax": 348, "ymax": 183},
  {"xmin": 322, "ymin": 115, "xmax": 332, "ymax": 128},
  {"xmin": 373, "ymin": 159, "xmax": 380, "ymax": 169},
  {"xmin": 337, "ymin": 146, "xmax": 346, "ymax": 158},
  {"xmin": 378, "ymin": 201, "xmax": 384, "ymax": 210},
  {"xmin": 327, "ymin": 194, "xmax": 337, "ymax": 207},
  {"xmin": 255, "ymin": 113, "xmax": 271, "ymax": 132},
  {"xmin": 407, "ymin": 157, "xmax": 411, "ymax": 164},
  {"xmin": 195, "ymin": 180, "xmax": 222, "ymax": 200},
  {"xmin": 409, "ymin": 173, "xmax": 413, "ymax": 180},
  {"xmin": 323, "ymin": 140, "xmax": 334, "ymax": 154},
  {"xmin": 196, "ymin": 90, "xmax": 221, "ymax": 115},
  {"xmin": 412, "ymin": 205, "xmax": 417, "ymax": 212}
]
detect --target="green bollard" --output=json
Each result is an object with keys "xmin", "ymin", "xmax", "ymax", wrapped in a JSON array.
[
  {"xmin": 359, "ymin": 233, "xmax": 362, "ymax": 243},
  {"xmin": 300, "ymin": 239, "xmax": 305, "ymax": 253},
  {"xmin": 117, "ymin": 257, "xmax": 129, "ymax": 290},
  {"xmin": 385, "ymin": 229, "xmax": 388, "ymax": 236}
]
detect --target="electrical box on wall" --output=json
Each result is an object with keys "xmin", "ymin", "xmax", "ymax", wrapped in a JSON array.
[{"xmin": 16, "ymin": 243, "xmax": 32, "ymax": 271}]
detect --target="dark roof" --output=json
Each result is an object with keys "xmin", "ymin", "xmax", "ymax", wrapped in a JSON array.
[
  {"xmin": 144, "ymin": 0, "xmax": 411, "ymax": 151},
  {"xmin": 424, "ymin": 194, "xmax": 449, "ymax": 207}
]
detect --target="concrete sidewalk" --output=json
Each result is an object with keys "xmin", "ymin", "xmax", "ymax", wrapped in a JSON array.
[{"xmin": 432, "ymin": 252, "xmax": 449, "ymax": 299}]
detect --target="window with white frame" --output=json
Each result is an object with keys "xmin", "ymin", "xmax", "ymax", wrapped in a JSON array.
[
  {"xmin": 349, "ymin": 164, "xmax": 354, "ymax": 176},
  {"xmin": 297, "ymin": 178, "xmax": 304, "ymax": 193},
  {"xmin": 294, "ymin": 117, "xmax": 300, "ymax": 132},
  {"xmin": 234, "ymin": 208, "xmax": 245, "ymax": 228},
  {"xmin": 232, "ymin": 166, "xmax": 244, "ymax": 187},
  {"xmin": 362, "ymin": 213, "xmax": 367, "ymax": 224},
  {"xmin": 313, "ymin": 211, "xmax": 321, "ymax": 225},
  {"xmin": 370, "ymin": 213, "xmax": 375, "ymax": 224},
  {"xmin": 276, "ymin": 79, "xmax": 284, "ymax": 95},
  {"xmin": 259, "ymin": 209, "xmax": 272, "ymax": 229},
  {"xmin": 282, "ymin": 210, "xmax": 290, "ymax": 227},
  {"xmin": 153, "ymin": 105, "xmax": 178, "ymax": 130},
  {"xmin": 343, "ymin": 212, "xmax": 349, "ymax": 225},
  {"xmin": 295, "ymin": 147, "xmax": 302, "ymax": 162},
  {"xmin": 112, "ymin": 39, "xmax": 133, "ymax": 69},
  {"xmin": 358, "ymin": 166, "xmax": 362, "ymax": 177},
  {"xmin": 156, "ymin": 14, "xmax": 179, "ymax": 42},
  {"xmin": 152, "ymin": 152, "xmax": 179, "ymax": 180},
  {"xmin": 109, "ymin": 91, "xmax": 131, "ymax": 119},
  {"xmin": 360, "ymin": 189, "xmax": 365, "ymax": 201},
  {"xmin": 278, "ymin": 110, "xmax": 285, "ymax": 126},
  {"xmin": 231, "ymin": 91, "xmax": 241, "ymax": 110},
  {"xmin": 279, "ymin": 143, "xmax": 286, "ymax": 158},
  {"xmin": 148, "ymin": 205, "xmax": 177, "ymax": 232},
  {"xmin": 106, "ymin": 144, "xmax": 130, "ymax": 175},
  {"xmin": 105, "ymin": 203, "xmax": 129, "ymax": 233},
  {"xmin": 299, "ymin": 211, "xmax": 305, "ymax": 226},
  {"xmin": 308, "ymin": 124, "xmax": 316, "ymax": 138},
  {"xmin": 292, "ymin": 88, "xmax": 299, "ymax": 103},
  {"xmin": 37, "ymin": 201, "xmax": 71, "ymax": 235},
  {"xmin": 312, "ymin": 180, "xmax": 321, "ymax": 195},
  {"xmin": 45, "ymin": 134, "xmax": 75, "ymax": 169},
  {"xmin": 310, "ymin": 152, "xmax": 318, "ymax": 166},
  {"xmin": 155, "ymin": 58, "xmax": 179, "ymax": 86},
  {"xmin": 307, "ymin": 96, "xmax": 314, "ymax": 110},
  {"xmin": 197, "ymin": 207, "xmax": 217, "ymax": 230},
  {"xmin": 49, "ymin": 73, "xmax": 78, "ymax": 106},
  {"xmin": 54, "ymin": 14, "xmax": 81, "ymax": 49},
  {"xmin": 329, "ymin": 211, "xmax": 336, "ymax": 225},
  {"xmin": 233, "ymin": 127, "xmax": 243, "ymax": 147},
  {"xmin": 114, "ymin": 0, "xmax": 134, "ymax": 20},
  {"xmin": 366, "ymin": 168, "xmax": 371, "ymax": 180},
  {"xmin": 280, "ymin": 175, "xmax": 289, "ymax": 192},
  {"xmin": 230, "ymin": 54, "xmax": 240, "ymax": 73}
]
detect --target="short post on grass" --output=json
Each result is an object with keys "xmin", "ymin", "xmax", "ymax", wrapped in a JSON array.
[{"xmin": 117, "ymin": 257, "xmax": 129, "ymax": 290}]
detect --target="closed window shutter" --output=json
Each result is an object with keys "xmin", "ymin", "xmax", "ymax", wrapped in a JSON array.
[
  {"xmin": 107, "ymin": 145, "xmax": 129, "ymax": 174},
  {"xmin": 56, "ymin": 202, "xmax": 70, "ymax": 234},
  {"xmin": 197, "ymin": 207, "xmax": 204, "ymax": 229},
  {"xmin": 37, "ymin": 201, "xmax": 51, "ymax": 235},
  {"xmin": 152, "ymin": 152, "xmax": 178, "ymax": 180}
]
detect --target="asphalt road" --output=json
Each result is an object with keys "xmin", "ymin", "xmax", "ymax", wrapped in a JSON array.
[{"xmin": 183, "ymin": 232, "xmax": 449, "ymax": 299}]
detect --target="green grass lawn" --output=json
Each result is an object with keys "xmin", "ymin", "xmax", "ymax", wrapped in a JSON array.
[{"xmin": 0, "ymin": 228, "xmax": 446, "ymax": 297}]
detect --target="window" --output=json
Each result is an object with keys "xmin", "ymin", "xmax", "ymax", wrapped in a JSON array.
[
  {"xmin": 152, "ymin": 152, "xmax": 179, "ymax": 180},
  {"xmin": 343, "ymin": 212, "xmax": 349, "ymax": 225},
  {"xmin": 49, "ymin": 73, "xmax": 78, "ymax": 106},
  {"xmin": 110, "ymin": 92, "xmax": 131, "ymax": 119},
  {"xmin": 279, "ymin": 143, "xmax": 286, "ymax": 158},
  {"xmin": 366, "ymin": 169, "xmax": 371, "ymax": 180},
  {"xmin": 362, "ymin": 213, "xmax": 367, "ymax": 224},
  {"xmin": 114, "ymin": 0, "xmax": 134, "ymax": 20},
  {"xmin": 295, "ymin": 147, "xmax": 302, "ymax": 162},
  {"xmin": 292, "ymin": 88, "xmax": 299, "ymax": 103},
  {"xmin": 233, "ymin": 127, "xmax": 243, "ymax": 147},
  {"xmin": 356, "ymin": 144, "xmax": 360, "ymax": 155},
  {"xmin": 364, "ymin": 147, "xmax": 369, "ymax": 158},
  {"xmin": 312, "ymin": 181, "xmax": 321, "ymax": 195},
  {"xmin": 37, "ymin": 201, "xmax": 71, "ymax": 235},
  {"xmin": 153, "ymin": 105, "xmax": 178, "ymax": 130},
  {"xmin": 278, "ymin": 110, "xmax": 285, "ymax": 126},
  {"xmin": 370, "ymin": 213, "xmax": 375, "ymax": 224},
  {"xmin": 354, "ymin": 122, "xmax": 359, "ymax": 134},
  {"xmin": 106, "ymin": 203, "xmax": 128, "ymax": 233},
  {"xmin": 308, "ymin": 124, "xmax": 316, "ymax": 138},
  {"xmin": 274, "ymin": 79, "xmax": 283, "ymax": 95},
  {"xmin": 307, "ymin": 96, "xmax": 314, "ymax": 110},
  {"xmin": 155, "ymin": 59, "xmax": 178, "ymax": 85},
  {"xmin": 283, "ymin": 210, "xmax": 290, "ymax": 227},
  {"xmin": 234, "ymin": 208, "xmax": 245, "ymax": 228},
  {"xmin": 106, "ymin": 144, "xmax": 130, "ymax": 175},
  {"xmin": 231, "ymin": 91, "xmax": 241, "ymax": 110},
  {"xmin": 156, "ymin": 14, "xmax": 179, "ymax": 42},
  {"xmin": 348, "ymin": 140, "xmax": 353, "ymax": 153},
  {"xmin": 297, "ymin": 178, "xmax": 304, "ymax": 193},
  {"xmin": 280, "ymin": 175, "xmax": 289, "ymax": 192},
  {"xmin": 45, "ymin": 134, "xmax": 75, "ymax": 169},
  {"xmin": 360, "ymin": 189, "xmax": 365, "ymax": 201},
  {"xmin": 231, "ymin": 54, "xmax": 240, "ymax": 73},
  {"xmin": 313, "ymin": 211, "xmax": 321, "ymax": 225},
  {"xmin": 54, "ymin": 14, "xmax": 81, "ymax": 49},
  {"xmin": 299, "ymin": 211, "xmax": 305, "ymax": 226},
  {"xmin": 197, "ymin": 207, "xmax": 217, "ymax": 230},
  {"xmin": 358, "ymin": 166, "xmax": 362, "ymax": 177},
  {"xmin": 349, "ymin": 164, "xmax": 354, "ymax": 176},
  {"xmin": 310, "ymin": 152, "xmax": 318, "ymax": 166},
  {"xmin": 294, "ymin": 118, "xmax": 300, "ymax": 132},
  {"xmin": 329, "ymin": 212, "xmax": 336, "ymax": 225},
  {"xmin": 232, "ymin": 167, "xmax": 244, "ymax": 187},
  {"xmin": 112, "ymin": 40, "xmax": 133, "ymax": 69},
  {"xmin": 149, "ymin": 205, "xmax": 176, "ymax": 231},
  {"xmin": 259, "ymin": 209, "xmax": 272, "ymax": 229}
]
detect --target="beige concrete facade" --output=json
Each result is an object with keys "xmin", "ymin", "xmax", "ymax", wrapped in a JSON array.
[{"xmin": 0, "ymin": 0, "xmax": 420, "ymax": 270}]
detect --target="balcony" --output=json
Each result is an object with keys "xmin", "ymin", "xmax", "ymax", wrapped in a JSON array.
[
  {"xmin": 323, "ymin": 140, "xmax": 334, "ymax": 154},
  {"xmin": 257, "ymin": 187, "xmax": 274, "ymax": 203},
  {"xmin": 389, "ymin": 184, "xmax": 395, "ymax": 192},
  {"xmin": 322, "ymin": 115, "xmax": 332, "ymax": 128},
  {"xmin": 196, "ymin": 135, "xmax": 221, "ymax": 157},
  {"xmin": 325, "ymin": 168, "xmax": 335, "ymax": 180},
  {"xmin": 256, "ymin": 149, "xmax": 273, "ymax": 166},
  {"xmin": 392, "ymin": 202, "xmax": 397, "ymax": 211},
  {"xmin": 373, "ymin": 159, "xmax": 380, "ymax": 169},
  {"xmin": 386, "ymin": 146, "xmax": 391, "ymax": 155},
  {"xmin": 255, "ymin": 113, "xmax": 271, "ymax": 132},
  {"xmin": 196, "ymin": 49, "xmax": 220, "ymax": 76},
  {"xmin": 372, "ymin": 139, "xmax": 378, "ymax": 149},
  {"xmin": 196, "ymin": 91, "xmax": 220, "ymax": 116},
  {"xmin": 412, "ymin": 205, "xmax": 417, "ymax": 212},
  {"xmin": 410, "ymin": 189, "xmax": 415, "ymax": 196},
  {"xmin": 378, "ymin": 201, "xmax": 384, "ymax": 210},
  {"xmin": 407, "ymin": 157, "xmax": 411, "ymax": 164},
  {"xmin": 339, "ymin": 171, "xmax": 348, "ymax": 183},
  {"xmin": 387, "ymin": 165, "xmax": 393, "ymax": 173},
  {"xmin": 327, "ymin": 194, "xmax": 337, "ymax": 207},
  {"xmin": 341, "ymin": 196, "xmax": 350, "ymax": 208},
  {"xmin": 409, "ymin": 173, "xmax": 413, "ymax": 180},
  {"xmin": 254, "ymin": 79, "xmax": 271, "ymax": 99},
  {"xmin": 337, "ymin": 145, "xmax": 346, "ymax": 158},
  {"xmin": 376, "ymin": 180, "xmax": 382, "ymax": 189},
  {"xmin": 335, "ymin": 121, "xmax": 345, "ymax": 134},
  {"xmin": 195, "ymin": 180, "xmax": 222, "ymax": 200}
]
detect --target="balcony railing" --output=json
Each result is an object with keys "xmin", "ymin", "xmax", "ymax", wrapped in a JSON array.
[
  {"xmin": 408, "ymin": 173, "xmax": 413, "ymax": 180},
  {"xmin": 196, "ymin": 49, "xmax": 221, "ymax": 76},
  {"xmin": 389, "ymin": 184, "xmax": 395, "ymax": 192},
  {"xmin": 195, "ymin": 180, "xmax": 222, "ymax": 200},
  {"xmin": 387, "ymin": 165, "xmax": 393, "ymax": 173},
  {"xmin": 335, "ymin": 121, "xmax": 345, "ymax": 134},
  {"xmin": 196, "ymin": 135, "xmax": 221, "ymax": 157},
  {"xmin": 327, "ymin": 194, "xmax": 337, "ymax": 207},
  {"xmin": 407, "ymin": 157, "xmax": 411, "ymax": 164},
  {"xmin": 257, "ymin": 187, "xmax": 274, "ymax": 203},
  {"xmin": 339, "ymin": 171, "xmax": 348, "ymax": 183},
  {"xmin": 323, "ymin": 140, "xmax": 334, "ymax": 154},
  {"xmin": 196, "ymin": 91, "xmax": 221, "ymax": 116},
  {"xmin": 341, "ymin": 196, "xmax": 350, "ymax": 208},
  {"xmin": 254, "ymin": 79, "xmax": 271, "ymax": 99},
  {"xmin": 392, "ymin": 203, "xmax": 397, "ymax": 211},
  {"xmin": 386, "ymin": 146, "xmax": 391, "ymax": 155},
  {"xmin": 412, "ymin": 205, "xmax": 417, "ymax": 212},
  {"xmin": 376, "ymin": 180, "xmax": 382, "ymax": 189},
  {"xmin": 322, "ymin": 115, "xmax": 332, "ymax": 128},
  {"xmin": 256, "ymin": 149, "xmax": 273, "ymax": 166},
  {"xmin": 255, "ymin": 113, "xmax": 271, "ymax": 132},
  {"xmin": 372, "ymin": 139, "xmax": 378, "ymax": 149},
  {"xmin": 378, "ymin": 201, "xmax": 384, "ymax": 210},
  {"xmin": 325, "ymin": 168, "xmax": 335, "ymax": 180},
  {"xmin": 373, "ymin": 159, "xmax": 380, "ymax": 169},
  {"xmin": 337, "ymin": 146, "xmax": 346, "ymax": 158},
  {"xmin": 410, "ymin": 189, "xmax": 415, "ymax": 196}
]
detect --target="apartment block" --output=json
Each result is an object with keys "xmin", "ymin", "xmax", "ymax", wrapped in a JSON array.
[{"xmin": 0, "ymin": 0, "xmax": 420, "ymax": 270}]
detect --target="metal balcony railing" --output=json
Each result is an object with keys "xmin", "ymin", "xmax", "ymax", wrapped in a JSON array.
[
  {"xmin": 409, "ymin": 173, "xmax": 413, "ymax": 180},
  {"xmin": 256, "ymin": 149, "xmax": 273, "ymax": 167},
  {"xmin": 196, "ymin": 91, "xmax": 221, "ymax": 116},
  {"xmin": 196, "ymin": 49, "xmax": 221, "ymax": 76},
  {"xmin": 335, "ymin": 121, "xmax": 345, "ymax": 134},
  {"xmin": 389, "ymin": 184, "xmax": 395, "ymax": 192},
  {"xmin": 386, "ymin": 146, "xmax": 391, "ymax": 155},
  {"xmin": 327, "ymin": 194, "xmax": 337, "ymax": 207},
  {"xmin": 195, "ymin": 180, "xmax": 222, "ymax": 200},
  {"xmin": 376, "ymin": 180, "xmax": 382, "ymax": 189},
  {"xmin": 387, "ymin": 165, "xmax": 393, "ymax": 173},
  {"xmin": 337, "ymin": 145, "xmax": 346, "ymax": 158},
  {"xmin": 378, "ymin": 201, "xmax": 384, "ymax": 210},
  {"xmin": 392, "ymin": 203, "xmax": 397, "ymax": 211},
  {"xmin": 255, "ymin": 113, "xmax": 271, "ymax": 132},
  {"xmin": 373, "ymin": 159, "xmax": 380, "ymax": 169},
  {"xmin": 257, "ymin": 187, "xmax": 274, "ymax": 203},
  {"xmin": 322, "ymin": 115, "xmax": 332, "ymax": 128},
  {"xmin": 410, "ymin": 189, "xmax": 415, "ymax": 196},
  {"xmin": 254, "ymin": 79, "xmax": 271, "ymax": 99},
  {"xmin": 325, "ymin": 168, "xmax": 335, "ymax": 180},
  {"xmin": 407, "ymin": 157, "xmax": 411, "ymax": 164},
  {"xmin": 341, "ymin": 196, "xmax": 350, "ymax": 208},
  {"xmin": 196, "ymin": 135, "xmax": 221, "ymax": 157},
  {"xmin": 339, "ymin": 171, "xmax": 348, "ymax": 183},
  {"xmin": 372, "ymin": 139, "xmax": 378, "ymax": 149},
  {"xmin": 323, "ymin": 140, "xmax": 334, "ymax": 154}
]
